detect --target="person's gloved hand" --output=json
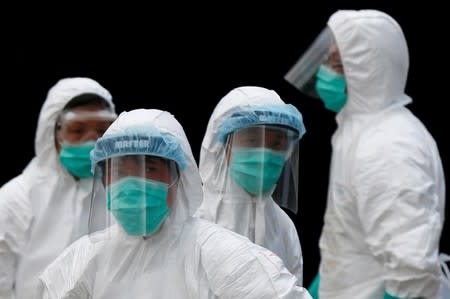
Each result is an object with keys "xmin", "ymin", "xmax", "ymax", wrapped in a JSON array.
[{"xmin": 308, "ymin": 273, "xmax": 320, "ymax": 299}]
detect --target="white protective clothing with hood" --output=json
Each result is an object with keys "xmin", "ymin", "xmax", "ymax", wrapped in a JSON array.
[
  {"xmin": 37, "ymin": 108, "xmax": 313, "ymax": 299},
  {"xmin": 316, "ymin": 10, "xmax": 445, "ymax": 299},
  {"xmin": 0, "ymin": 78, "xmax": 114, "ymax": 299},
  {"xmin": 196, "ymin": 86, "xmax": 305, "ymax": 285}
]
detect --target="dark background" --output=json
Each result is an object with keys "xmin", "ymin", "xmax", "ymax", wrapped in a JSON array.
[{"xmin": 3, "ymin": 1, "xmax": 448, "ymax": 286}]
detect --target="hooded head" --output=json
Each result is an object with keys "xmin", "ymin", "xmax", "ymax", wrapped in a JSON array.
[
  {"xmin": 35, "ymin": 77, "xmax": 114, "ymax": 169},
  {"xmin": 328, "ymin": 9, "xmax": 411, "ymax": 114},
  {"xmin": 90, "ymin": 109, "xmax": 203, "ymax": 234},
  {"xmin": 199, "ymin": 86, "xmax": 305, "ymax": 213}
]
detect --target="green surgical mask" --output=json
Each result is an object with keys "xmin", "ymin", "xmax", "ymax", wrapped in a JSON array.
[
  {"xmin": 106, "ymin": 176, "xmax": 169, "ymax": 236},
  {"xmin": 59, "ymin": 141, "xmax": 95, "ymax": 178},
  {"xmin": 315, "ymin": 64, "xmax": 347, "ymax": 112},
  {"xmin": 230, "ymin": 147, "xmax": 285, "ymax": 195}
]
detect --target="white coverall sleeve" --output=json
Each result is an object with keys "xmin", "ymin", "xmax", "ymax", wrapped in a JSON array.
[
  {"xmin": 354, "ymin": 139, "xmax": 442, "ymax": 298},
  {"xmin": 200, "ymin": 228, "xmax": 312, "ymax": 299},
  {"xmin": 37, "ymin": 235, "xmax": 95, "ymax": 299},
  {"xmin": 0, "ymin": 177, "xmax": 33, "ymax": 299}
]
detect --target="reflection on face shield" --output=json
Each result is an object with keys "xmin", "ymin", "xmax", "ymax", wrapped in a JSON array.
[
  {"xmin": 100, "ymin": 155, "xmax": 179, "ymax": 236},
  {"xmin": 227, "ymin": 126, "xmax": 297, "ymax": 196}
]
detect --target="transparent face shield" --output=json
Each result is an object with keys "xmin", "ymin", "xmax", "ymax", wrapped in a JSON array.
[
  {"xmin": 88, "ymin": 155, "xmax": 180, "ymax": 238},
  {"xmin": 284, "ymin": 26, "xmax": 344, "ymax": 99},
  {"xmin": 215, "ymin": 125, "xmax": 300, "ymax": 213},
  {"xmin": 56, "ymin": 109, "xmax": 118, "ymax": 145}
]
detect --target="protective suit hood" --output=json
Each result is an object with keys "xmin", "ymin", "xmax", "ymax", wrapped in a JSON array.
[
  {"xmin": 200, "ymin": 86, "xmax": 296, "ymax": 190},
  {"xmin": 0, "ymin": 77, "xmax": 114, "ymax": 299},
  {"xmin": 37, "ymin": 109, "xmax": 312, "ymax": 299},
  {"xmin": 35, "ymin": 77, "xmax": 113, "ymax": 169},
  {"xmin": 200, "ymin": 86, "xmax": 285, "ymax": 173},
  {"xmin": 197, "ymin": 86, "xmax": 305, "ymax": 284},
  {"xmin": 97, "ymin": 109, "xmax": 203, "ymax": 224},
  {"xmin": 329, "ymin": 9, "xmax": 411, "ymax": 116},
  {"xmin": 318, "ymin": 10, "xmax": 445, "ymax": 299}
]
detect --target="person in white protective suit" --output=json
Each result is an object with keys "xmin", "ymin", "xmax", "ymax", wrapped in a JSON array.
[
  {"xmin": 0, "ymin": 77, "xmax": 117, "ymax": 299},
  {"xmin": 284, "ymin": 9, "xmax": 446, "ymax": 299},
  {"xmin": 36, "ymin": 108, "xmax": 313, "ymax": 299},
  {"xmin": 195, "ymin": 86, "xmax": 306, "ymax": 285}
]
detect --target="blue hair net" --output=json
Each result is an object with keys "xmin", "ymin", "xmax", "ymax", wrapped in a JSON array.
[
  {"xmin": 90, "ymin": 125, "xmax": 186, "ymax": 172},
  {"xmin": 218, "ymin": 104, "xmax": 306, "ymax": 143}
]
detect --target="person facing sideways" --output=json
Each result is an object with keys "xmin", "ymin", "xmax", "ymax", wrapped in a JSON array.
[
  {"xmin": 0, "ymin": 77, "xmax": 117, "ymax": 299},
  {"xmin": 35, "ymin": 108, "xmax": 313, "ymax": 299},
  {"xmin": 285, "ymin": 9, "xmax": 446, "ymax": 299},
  {"xmin": 195, "ymin": 86, "xmax": 307, "ymax": 286}
]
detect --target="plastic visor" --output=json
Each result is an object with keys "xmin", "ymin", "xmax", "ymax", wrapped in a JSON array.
[
  {"xmin": 88, "ymin": 154, "xmax": 179, "ymax": 239},
  {"xmin": 284, "ymin": 26, "xmax": 342, "ymax": 98},
  {"xmin": 212, "ymin": 124, "xmax": 300, "ymax": 214},
  {"xmin": 57, "ymin": 110, "xmax": 118, "ymax": 145}
]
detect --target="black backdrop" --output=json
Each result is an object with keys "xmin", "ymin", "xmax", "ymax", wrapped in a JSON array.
[{"xmin": 3, "ymin": 1, "xmax": 448, "ymax": 286}]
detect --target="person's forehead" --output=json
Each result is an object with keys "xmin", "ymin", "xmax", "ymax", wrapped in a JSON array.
[
  {"xmin": 329, "ymin": 43, "xmax": 339, "ymax": 53},
  {"xmin": 327, "ymin": 45, "xmax": 341, "ymax": 58},
  {"xmin": 64, "ymin": 117, "xmax": 112, "ymax": 124}
]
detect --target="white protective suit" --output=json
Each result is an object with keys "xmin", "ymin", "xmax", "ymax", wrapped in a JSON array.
[
  {"xmin": 37, "ymin": 109, "xmax": 312, "ymax": 299},
  {"xmin": 0, "ymin": 78, "xmax": 114, "ymax": 299},
  {"xmin": 318, "ymin": 10, "xmax": 446, "ymax": 299},
  {"xmin": 196, "ymin": 86, "xmax": 305, "ymax": 285}
]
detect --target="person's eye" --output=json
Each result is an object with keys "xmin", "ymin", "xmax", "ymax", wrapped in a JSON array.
[
  {"xmin": 97, "ymin": 123, "xmax": 111, "ymax": 134},
  {"xmin": 145, "ymin": 166, "xmax": 157, "ymax": 173},
  {"xmin": 271, "ymin": 138, "xmax": 288, "ymax": 150},
  {"xmin": 68, "ymin": 128, "xmax": 85, "ymax": 135},
  {"xmin": 245, "ymin": 135, "xmax": 260, "ymax": 144},
  {"xmin": 96, "ymin": 127, "xmax": 107, "ymax": 135},
  {"xmin": 273, "ymin": 143, "xmax": 286, "ymax": 151}
]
